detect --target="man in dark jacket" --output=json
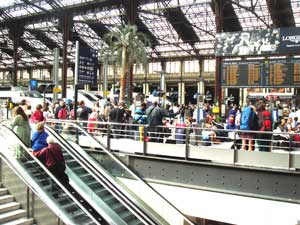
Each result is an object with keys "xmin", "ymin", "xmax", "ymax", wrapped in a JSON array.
[
  {"xmin": 109, "ymin": 101, "xmax": 127, "ymax": 138},
  {"xmin": 145, "ymin": 101, "xmax": 178, "ymax": 142},
  {"xmin": 77, "ymin": 100, "xmax": 92, "ymax": 121}
]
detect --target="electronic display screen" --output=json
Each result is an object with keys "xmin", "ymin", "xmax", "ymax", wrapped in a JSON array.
[{"xmin": 222, "ymin": 58, "xmax": 300, "ymax": 87}]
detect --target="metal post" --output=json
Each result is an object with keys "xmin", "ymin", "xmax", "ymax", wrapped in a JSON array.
[
  {"xmin": 103, "ymin": 57, "xmax": 108, "ymax": 99},
  {"xmin": 74, "ymin": 41, "xmax": 79, "ymax": 120},
  {"xmin": 107, "ymin": 124, "xmax": 111, "ymax": 150},
  {"xmin": 289, "ymin": 134, "xmax": 293, "ymax": 170},
  {"xmin": 185, "ymin": 127, "xmax": 190, "ymax": 160},
  {"xmin": 53, "ymin": 48, "xmax": 59, "ymax": 102},
  {"xmin": 26, "ymin": 187, "xmax": 30, "ymax": 218},
  {"xmin": 143, "ymin": 126, "xmax": 147, "ymax": 155},
  {"xmin": 233, "ymin": 130, "xmax": 237, "ymax": 164}
]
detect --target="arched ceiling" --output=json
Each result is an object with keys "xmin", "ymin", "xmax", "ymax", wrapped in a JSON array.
[{"xmin": 0, "ymin": 0, "xmax": 298, "ymax": 70}]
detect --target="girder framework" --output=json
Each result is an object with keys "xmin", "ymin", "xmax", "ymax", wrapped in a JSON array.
[{"xmin": 0, "ymin": 0, "xmax": 297, "ymax": 70}]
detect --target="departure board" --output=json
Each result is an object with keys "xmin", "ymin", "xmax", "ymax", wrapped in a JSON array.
[
  {"xmin": 222, "ymin": 58, "xmax": 300, "ymax": 87},
  {"xmin": 289, "ymin": 58, "xmax": 300, "ymax": 86},
  {"xmin": 267, "ymin": 60, "xmax": 289, "ymax": 86},
  {"xmin": 222, "ymin": 61, "xmax": 262, "ymax": 86}
]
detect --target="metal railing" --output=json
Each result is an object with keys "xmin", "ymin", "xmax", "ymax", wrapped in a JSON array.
[
  {"xmin": 46, "ymin": 118, "xmax": 300, "ymax": 170},
  {"xmin": 0, "ymin": 123, "xmax": 102, "ymax": 225},
  {"xmin": 46, "ymin": 119, "xmax": 197, "ymax": 225}
]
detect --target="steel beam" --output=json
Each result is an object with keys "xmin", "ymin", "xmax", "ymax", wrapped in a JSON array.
[{"xmin": 91, "ymin": 152, "xmax": 300, "ymax": 204}]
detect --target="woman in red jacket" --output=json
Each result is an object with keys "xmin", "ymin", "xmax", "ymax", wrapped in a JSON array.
[
  {"xmin": 30, "ymin": 104, "xmax": 44, "ymax": 123},
  {"xmin": 34, "ymin": 136, "xmax": 69, "ymax": 188}
]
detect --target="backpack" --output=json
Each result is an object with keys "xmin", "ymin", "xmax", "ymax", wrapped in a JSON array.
[
  {"xmin": 58, "ymin": 108, "xmax": 68, "ymax": 119},
  {"xmin": 261, "ymin": 111, "xmax": 272, "ymax": 131},
  {"xmin": 240, "ymin": 107, "xmax": 255, "ymax": 130}
]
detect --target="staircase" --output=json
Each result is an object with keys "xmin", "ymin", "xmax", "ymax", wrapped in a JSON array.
[{"xmin": 0, "ymin": 187, "xmax": 34, "ymax": 225}]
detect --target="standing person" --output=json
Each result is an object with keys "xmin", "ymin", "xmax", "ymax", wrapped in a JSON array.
[
  {"xmin": 10, "ymin": 106, "xmax": 31, "ymax": 158},
  {"xmin": 145, "ymin": 101, "xmax": 178, "ymax": 143},
  {"xmin": 33, "ymin": 136, "xmax": 70, "ymax": 189},
  {"xmin": 133, "ymin": 102, "xmax": 147, "ymax": 140},
  {"xmin": 19, "ymin": 99, "xmax": 28, "ymax": 114},
  {"xmin": 257, "ymin": 103, "xmax": 272, "ymax": 151},
  {"xmin": 109, "ymin": 101, "xmax": 126, "ymax": 138},
  {"xmin": 240, "ymin": 103, "xmax": 259, "ymax": 151},
  {"xmin": 31, "ymin": 122, "xmax": 49, "ymax": 160},
  {"xmin": 57, "ymin": 103, "xmax": 68, "ymax": 120},
  {"xmin": 77, "ymin": 100, "xmax": 92, "ymax": 121},
  {"xmin": 30, "ymin": 104, "xmax": 44, "ymax": 123}
]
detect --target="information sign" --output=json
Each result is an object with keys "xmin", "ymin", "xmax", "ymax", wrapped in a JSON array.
[
  {"xmin": 222, "ymin": 58, "xmax": 300, "ymax": 87},
  {"xmin": 78, "ymin": 47, "xmax": 98, "ymax": 85}
]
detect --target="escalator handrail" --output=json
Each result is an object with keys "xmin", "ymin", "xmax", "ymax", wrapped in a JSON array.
[
  {"xmin": 45, "ymin": 123, "xmax": 162, "ymax": 225},
  {"xmin": 46, "ymin": 119, "xmax": 196, "ymax": 225},
  {"xmin": 0, "ymin": 124, "xmax": 101, "ymax": 225}
]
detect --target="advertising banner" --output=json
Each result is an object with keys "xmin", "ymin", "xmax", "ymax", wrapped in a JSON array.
[{"xmin": 215, "ymin": 27, "xmax": 300, "ymax": 56}]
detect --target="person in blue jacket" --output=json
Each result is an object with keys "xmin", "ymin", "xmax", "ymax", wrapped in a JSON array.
[{"xmin": 31, "ymin": 122, "xmax": 49, "ymax": 158}]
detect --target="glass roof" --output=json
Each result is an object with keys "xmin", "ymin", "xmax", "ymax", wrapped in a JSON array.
[
  {"xmin": 0, "ymin": 0, "xmax": 298, "ymax": 69},
  {"xmin": 232, "ymin": 0, "xmax": 272, "ymax": 30},
  {"xmin": 140, "ymin": 2, "xmax": 189, "ymax": 57},
  {"xmin": 291, "ymin": 0, "xmax": 300, "ymax": 26}
]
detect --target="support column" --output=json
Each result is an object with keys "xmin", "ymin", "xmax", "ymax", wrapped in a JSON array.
[
  {"xmin": 98, "ymin": 63, "xmax": 103, "ymax": 92},
  {"xmin": 160, "ymin": 60, "xmax": 166, "ymax": 92},
  {"xmin": 28, "ymin": 69, "xmax": 33, "ymax": 80},
  {"xmin": 103, "ymin": 60, "xmax": 108, "ymax": 99},
  {"xmin": 178, "ymin": 60, "xmax": 185, "ymax": 105},
  {"xmin": 143, "ymin": 63, "xmax": 149, "ymax": 96},
  {"xmin": 215, "ymin": 0, "xmax": 223, "ymax": 113},
  {"xmin": 61, "ymin": 14, "xmax": 71, "ymax": 98},
  {"xmin": 240, "ymin": 88, "xmax": 246, "ymax": 107},
  {"xmin": 178, "ymin": 82, "xmax": 185, "ymax": 105},
  {"xmin": 9, "ymin": 24, "xmax": 23, "ymax": 86},
  {"xmin": 143, "ymin": 83, "xmax": 149, "ymax": 96},
  {"xmin": 20, "ymin": 69, "xmax": 23, "ymax": 81},
  {"xmin": 197, "ymin": 58, "xmax": 205, "ymax": 96}
]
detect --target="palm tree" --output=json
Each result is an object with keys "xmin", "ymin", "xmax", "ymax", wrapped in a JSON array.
[{"xmin": 100, "ymin": 24, "xmax": 150, "ymax": 103}]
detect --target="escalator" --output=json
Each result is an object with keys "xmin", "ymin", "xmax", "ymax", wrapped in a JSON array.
[
  {"xmin": 0, "ymin": 124, "xmax": 104, "ymax": 225},
  {"xmin": 45, "ymin": 124, "xmax": 167, "ymax": 225},
  {"xmin": 45, "ymin": 121, "xmax": 195, "ymax": 225}
]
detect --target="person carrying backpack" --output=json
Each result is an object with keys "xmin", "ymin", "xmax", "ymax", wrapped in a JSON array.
[
  {"xmin": 58, "ymin": 103, "xmax": 68, "ymax": 120},
  {"xmin": 240, "ymin": 104, "xmax": 258, "ymax": 151},
  {"xmin": 257, "ymin": 103, "xmax": 272, "ymax": 151}
]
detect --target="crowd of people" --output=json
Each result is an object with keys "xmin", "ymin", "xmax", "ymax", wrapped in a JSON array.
[
  {"xmin": 224, "ymin": 101, "xmax": 300, "ymax": 151},
  {"xmin": 9, "ymin": 104, "xmax": 69, "ymax": 189},
  {"xmin": 7, "ymin": 95, "xmax": 300, "ymax": 157}
]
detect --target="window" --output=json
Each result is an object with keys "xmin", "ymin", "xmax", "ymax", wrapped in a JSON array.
[
  {"xmin": 184, "ymin": 60, "xmax": 200, "ymax": 73},
  {"xmin": 204, "ymin": 59, "xmax": 215, "ymax": 72},
  {"xmin": 166, "ymin": 61, "xmax": 180, "ymax": 73},
  {"xmin": 149, "ymin": 62, "xmax": 162, "ymax": 74}
]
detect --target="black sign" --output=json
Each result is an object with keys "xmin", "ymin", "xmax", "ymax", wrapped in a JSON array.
[
  {"xmin": 215, "ymin": 27, "xmax": 300, "ymax": 56},
  {"xmin": 222, "ymin": 58, "xmax": 300, "ymax": 87},
  {"xmin": 78, "ymin": 47, "xmax": 98, "ymax": 85}
]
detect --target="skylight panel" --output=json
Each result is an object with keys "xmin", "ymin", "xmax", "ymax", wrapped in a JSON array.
[
  {"xmin": 291, "ymin": 0, "xmax": 300, "ymax": 26},
  {"xmin": 23, "ymin": 31, "xmax": 51, "ymax": 53},
  {"xmin": 75, "ymin": 8, "xmax": 123, "ymax": 29},
  {"xmin": 59, "ymin": 0, "xmax": 95, "ymax": 7},
  {"xmin": 74, "ymin": 22, "xmax": 104, "ymax": 50},
  {"xmin": 0, "ymin": 0, "xmax": 18, "ymax": 8},
  {"xmin": 232, "ymin": 0, "xmax": 271, "ymax": 30},
  {"xmin": 43, "ymin": 26, "xmax": 63, "ymax": 48},
  {"xmin": 140, "ymin": 4, "xmax": 184, "ymax": 45},
  {"xmin": 26, "ymin": 21, "xmax": 56, "ymax": 30},
  {"xmin": 181, "ymin": 1, "xmax": 215, "ymax": 42}
]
